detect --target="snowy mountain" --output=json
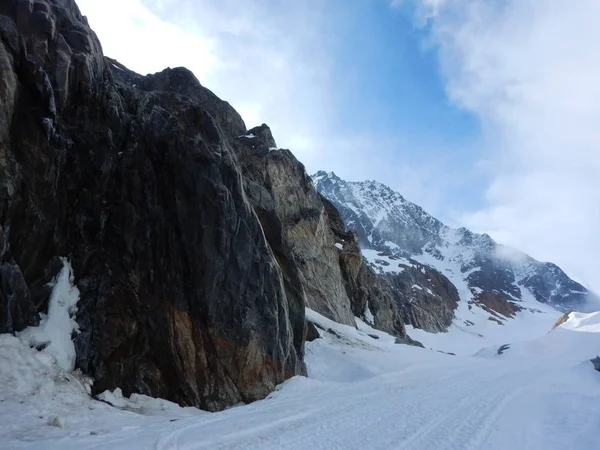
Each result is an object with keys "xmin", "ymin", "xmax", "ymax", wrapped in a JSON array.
[{"xmin": 313, "ymin": 171, "xmax": 598, "ymax": 345}]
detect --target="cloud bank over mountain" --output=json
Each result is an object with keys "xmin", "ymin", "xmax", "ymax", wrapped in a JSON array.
[{"xmin": 400, "ymin": 0, "xmax": 600, "ymax": 290}]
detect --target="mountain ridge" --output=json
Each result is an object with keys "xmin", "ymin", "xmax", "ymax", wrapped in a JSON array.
[{"xmin": 313, "ymin": 170, "xmax": 597, "ymax": 338}]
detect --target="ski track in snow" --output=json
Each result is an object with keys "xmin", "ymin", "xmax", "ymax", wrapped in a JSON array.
[{"xmin": 2, "ymin": 311, "xmax": 600, "ymax": 449}]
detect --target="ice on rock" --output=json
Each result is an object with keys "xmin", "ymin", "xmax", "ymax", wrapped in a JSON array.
[{"xmin": 17, "ymin": 259, "xmax": 81, "ymax": 372}]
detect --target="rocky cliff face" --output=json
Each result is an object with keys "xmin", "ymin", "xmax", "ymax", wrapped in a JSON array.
[
  {"xmin": 313, "ymin": 171, "xmax": 598, "ymax": 333},
  {"xmin": 231, "ymin": 126, "xmax": 413, "ymax": 341},
  {"xmin": 387, "ymin": 262, "xmax": 460, "ymax": 333},
  {"xmin": 233, "ymin": 128, "xmax": 355, "ymax": 327},
  {"xmin": 0, "ymin": 0, "xmax": 413, "ymax": 411},
  {"xmin": 319, "ymin": 194, "xmax": 410, "ymax": 339},
  {"xmin": 0, "ymin": 0, "xmax": 310, "ymax": 411}
]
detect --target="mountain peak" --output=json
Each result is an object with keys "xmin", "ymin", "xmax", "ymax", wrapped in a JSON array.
[
  {"xmin": 244, "ymin": 123, "xmax": 277, "ymax": 149},
  {"xmin": 312, "ymin": 170, "xmax": 341, "ymax": 183},
  {"xmin": 314, "ymin": 171, "xmax": 595, "ymax": 314}
]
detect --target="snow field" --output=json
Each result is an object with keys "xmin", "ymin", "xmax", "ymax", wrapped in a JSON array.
[{"xmin": 1, "ymin": 308, "xmax": 599, "ymax": 449}]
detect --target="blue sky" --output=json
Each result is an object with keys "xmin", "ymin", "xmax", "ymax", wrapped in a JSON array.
[
  {"xmin": 78, "ymin": 0, "xmax": 600, "ymax": 291},
  {"xmin": 323, "ymin": 1, "xmax": 484, "ymax": 212}
]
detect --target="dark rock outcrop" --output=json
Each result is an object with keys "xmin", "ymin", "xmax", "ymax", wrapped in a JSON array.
[
  {"xmin": 0, "ymin": 0, "xmax": 306, "ymax": 411},
  {"xmin": 497, "ymin": 344, "xmax": 510, "ymax": 355},
  {"xmin": 305, "ymin": 320, "xmax": 320, "ymax": 342},
  {"xmin": 470, "ymin": 291, "xmax": 523, "ymax": 323},
  {"xmin": 387, "ymin": 264, "xmax": 460, "ymax": 333}
]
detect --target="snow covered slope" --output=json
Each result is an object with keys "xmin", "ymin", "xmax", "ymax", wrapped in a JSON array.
[
  {"xmin": 2, "ymin": 309, "xmax": 599, "ymax": 449},
  {"xmin": 313, "ymin": 171, "xmax": 599, "ymax": 341},
  {"xmin": 313, "ymin": 171, "xmax": 595, "ymax": 312}
]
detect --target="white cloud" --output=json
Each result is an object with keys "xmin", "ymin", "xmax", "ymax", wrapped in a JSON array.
[
  {"xmin": 405, "ymin": 0, "xmax": 600, "ymax": 290},
  {"xmin": 78, "ymin": 0, "xmax": 221, "ymax": 79}
]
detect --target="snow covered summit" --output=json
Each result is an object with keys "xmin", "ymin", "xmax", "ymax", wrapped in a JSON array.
[{"xmin": 313, "ymin": 171, "xmax": 598, "ymax": 350}]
